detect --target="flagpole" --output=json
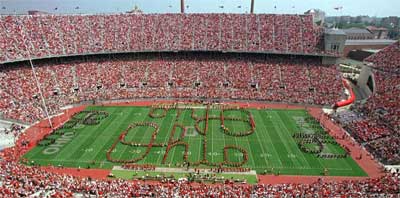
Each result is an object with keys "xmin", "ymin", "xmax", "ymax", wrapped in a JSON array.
[{"xmin": 20, "ymin": 16, "xmax": 54, "ymax": 129}]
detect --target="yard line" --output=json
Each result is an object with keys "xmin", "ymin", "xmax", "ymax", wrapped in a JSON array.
[
  {"xmin": 275, "ymin": 111, "xmax": 331, "ymax": 173},
  {"xmin": 155, "ymin": 109, "xmax": 178, "ymax": 164},
  {"xmin": 221, "ymin": 111, "xmax": 227, "ymax": 165},
  {"xmin": 234, "ymin": 112, "xmax": 257, "ymax": 168},
  {"xmin": 322, "ymin": 143, "xmax": 353, "ymax": 170},
  {"xmin": 184, "ymin": 110, "xmax": 196, "ymax": 162},
  {"xmin": 270, "ymin": 111, "xmax": 302, "ymax": 168},
  {"xmin": 229, "ymin": 111, "xmax": 245, "ymax": 163},
  {"xmin": 210, "ymin": 113, "xmax": 214, "ymax": 163},
  {"xmin": 54, "ymin": 108, "xmax": 119, "ymax": 163},
  {"xmin": 78, "ymin": 108, "xmax": 133, "ymax": 159},
  {"xmin": 114, "ymin": 108, "xmax": 151, "ymax": 163},
  {"xmin": 275, "ymin": 111, "xmax": 312, "ymax": 169},
  {"xmin": 252, "ymin": 111, "xmax": 277, "ymax": 166}
]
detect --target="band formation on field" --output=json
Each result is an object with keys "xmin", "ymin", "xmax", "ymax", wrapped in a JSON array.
[{"xmin": 22, "ymin": 103, "xmax": 366, "ymax": 177}]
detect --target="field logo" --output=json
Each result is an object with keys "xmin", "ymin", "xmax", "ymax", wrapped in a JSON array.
[
  {"xmin": 42, "ymin": 132, "xmax": 75, "ymax": 155},
  {"xmin": 40, "ymin": 110, "xmax": 109, "ymax": 155}
]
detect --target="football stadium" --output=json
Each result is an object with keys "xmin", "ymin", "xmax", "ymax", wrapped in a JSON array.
[{"xmin": 0, "ymin": 0, "xmax": 399, "ymax": 196}]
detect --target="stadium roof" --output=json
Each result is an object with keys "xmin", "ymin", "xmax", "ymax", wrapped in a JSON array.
[
  {"xmin": 325, "ymin": 29, "xmax": 346, "ymax": 35},
  {"xmin": 345, "ymin": 39, "xmax": 397, "ymax": 46},
  {"xmin": 342, "ymin": 28, "xmax": 371, "ymax": 34}
]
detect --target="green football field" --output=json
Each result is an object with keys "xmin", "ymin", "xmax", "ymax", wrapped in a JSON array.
[{"xmin": 23, "ymin": 104, "xmax": 367, "ymax": 177}]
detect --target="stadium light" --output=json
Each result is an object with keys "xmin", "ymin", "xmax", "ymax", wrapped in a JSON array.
[
  {"xmin": 181, "ymin": 0, "xmax": 184, "ymax": 13},
  {"xmin": 250, "ymin": 0, "xmax": 254, "ymax": 14}
]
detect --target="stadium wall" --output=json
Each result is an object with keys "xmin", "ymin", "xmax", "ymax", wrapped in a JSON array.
[{"xmin": 357, "ymin": 65, "xmax": 374, "ymax": 97}]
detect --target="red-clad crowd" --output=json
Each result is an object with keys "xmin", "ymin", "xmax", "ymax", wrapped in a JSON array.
[
  {"xmin": 365, "ymin": 41, "xmax": 400, "ymax": 73},
  {"xmin": 0, "ymin": 53, "xmax": 343, "ymax": 123},
  {"xmin": 334, "ymin": 41, "xmax": 400, "ymax": 165},
  {"xmin": 345, "ymin": 119, "xmax": 393, "ymax": 142},
  {"xmin": 349, "ymin": 69, "xmax": 400, "ymax": 165},
  {"xmin": 363, "ymin": 71, "xmax": 400, "ymax": 132},
  {"xmin": 1, "ymin": 144, "xmax": 399, "ymax": 197},
  {"xmin": 0, "ymin": 13, "xmax": 398, "ymax": 197},
  {"xmin": 0, "ymin": 13, "xmax": 331, "ymax": 63}
]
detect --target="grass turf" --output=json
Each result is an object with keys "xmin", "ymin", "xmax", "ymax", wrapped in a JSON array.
[{"xmin": 23, "ymin": 105, "xmax": 367, "ymax": 177}]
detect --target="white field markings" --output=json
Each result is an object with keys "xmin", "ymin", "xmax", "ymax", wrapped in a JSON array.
[
  {"xmin": 254, "ymin": 111, "xmax": 283, "ymax": 166},
  {"xmin": 210, "ymin": 118, "xmax": 214, "ymax": 163},
  {"xmin": 80, "ymin": 108, "xmax": 140, "ymax": 164},
  {"xmin": 269, "ymin": 111, "xmax": 302, "ymax": 168},
  {"xmin": 287, "ymin": 111, "xmax": 352, "ymax": 172},
  {"xmin": 157, "ymin": 109, "xmax": 178, "ymax": 144},
  {"xmin": 24, "ymin": 157, "xmax": 354, "ymax": 172},
  {"xmin": 274, "ymin": 111, "xmax": 313, "ymax": 169},
  {"xmin": 183, "ymin": 110, "xmax": 197, "ymax": 162},
  {"xmin": 181, "ymin": 109, "xmax": 201, "ymax": 163},
  {"xmin": 321, "ymin": 142, "xmax": 353, "ymax": 170},
  {"xmin": 27, "ymin": 158, "xmax": 116, "ymax": 164},
  {"xmin": 77, "ymin": 108, "xmax": 135, "ymax": 162},
  {"xmin": 201, "ymin": 137, "xmax": 276, "ymax": 143},
  {"xmin": 93, "ymin": 108, "xmax": 144, "ymax": 163},
  {"xmin": 27, "ymin": 158, "xmax": 353, "ymax": 173},
  {"xmin": 138, "ymin": 110, "xmax": 171, "ymax": 164},
  {"xmin": 164, "ymin": 109, "xmax": 184, "ymax": 164},
  {"xmin": 227, "ymin": 112, "xmax": 243, "ymax": 163},
  {"xmin": 221, "ymin": 113, "xmax": 227, "ymax": 164},
  {"xmin": 54, "ymin": 108, "xmax": 119, "ymax": 162},
  {"xmin": 115, "ymin": 108, "xmax": 150, "ymax": 162},
  {"xmin": 298, "ymin": 111, "xmax": 354, "ymax": 171},
  {"xmin": 209, "ymin": 118, "xmax": 223, "ymax": 162},
  {"xmin": 249, "ymin": 165, "xmax": 353, "ymax": 171},
  {"xmin": 154, "ymin": 116, "xmax": 175, "ymax": 164},
  {"xmin": 229, "ymin": 113, "xmax": 256, "ymax": 167}
]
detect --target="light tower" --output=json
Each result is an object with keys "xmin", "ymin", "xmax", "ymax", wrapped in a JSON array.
[{"xmin": 250, "ymin": 0, "xmax": 254, "ymax": 14}]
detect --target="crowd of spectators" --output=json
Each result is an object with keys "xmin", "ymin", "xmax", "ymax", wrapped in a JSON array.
[
  {"xmin": 344, "ymin": 119, "xmax": 393, "ymax": 142},
  {"xmin": 365, "ymin": 41, "xmax": 400, "ymax": 73},
  {"xmin": 0, "ymin": 13, "xmax": 329, "ymax": 63},
  {"xmin": 0, "ymin": 13, "xmax": 398, "ymax": 197},
  {"xmin": 347, "ymin": 69, "xmax": 400, "ymax": 164},
  {"xmin": 332, "ymin": 41, "xmax": 400, "ymax": 165},
  {"xmin": 1, "ymin": 142, "xmax": 399, "ymax": 197},
  {"xmin": 0, "ymin": 53, "xmax": 343, "ymax": 123}
]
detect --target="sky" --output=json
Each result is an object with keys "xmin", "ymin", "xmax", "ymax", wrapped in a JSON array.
[{"xmin": 0, "ymin": 0, "xmax": 399, "ymax": 17}]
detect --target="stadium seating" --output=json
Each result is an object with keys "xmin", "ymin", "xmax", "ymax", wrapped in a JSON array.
[
  {"xmin": 346, "ymin": 70, "xmax": 400, "ymax": 164},
  {"xmin": 333, "ymin": 41, "xmax": 400, "ymax": 165},
  {"xmin": 0, "ymin": 141, "xmax": 399, "ymax": 197},
  {"xmin": 0, "ymin": 14, "xmax": 330, "ymax": 63},
  {"xmin": 0, "ymin": 13, "xmax": 398, "ymax": 197},
  {"xmin": 0, "ymin": 54, "xmax": 343, "ymax": 123},
  {"xmin": 365, "ymin": 41, "xmax": 400, "ymax": 73}
]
